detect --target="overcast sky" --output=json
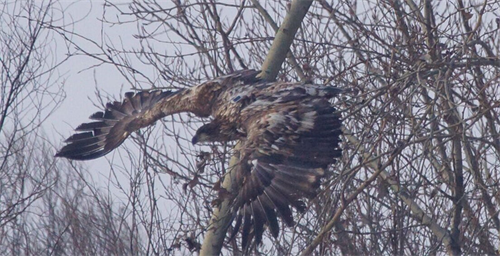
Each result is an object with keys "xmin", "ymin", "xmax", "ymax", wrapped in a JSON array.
[{"xmin": 48, "ymin": 1, "xmax": 144, "ymax": 171}]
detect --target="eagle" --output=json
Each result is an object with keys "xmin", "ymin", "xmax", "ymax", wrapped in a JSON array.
[{"xmin": 56, "ymin": 69, "xmax": 342, "ymax": 248}]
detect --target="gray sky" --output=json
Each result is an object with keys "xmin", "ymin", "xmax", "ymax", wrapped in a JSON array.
[
  {"xmin": 47, "ymin": 2, "xmax": 202, "ymax": 214},
  {"xmin": 48, "ymin": 1, "xmax": 146, "ymax": 170}
]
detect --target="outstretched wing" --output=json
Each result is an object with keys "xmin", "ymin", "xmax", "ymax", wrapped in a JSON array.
[
  {"xmin": 230, "ymin": 96, "xmax": 342, "ymax": 248},
  {"xmin": 56, "ymin": 90, "xmax": 179, "ymax": 160},
  {"xmin": 56, "ymin": 69, "xmax": 262, "ymax": 161}
]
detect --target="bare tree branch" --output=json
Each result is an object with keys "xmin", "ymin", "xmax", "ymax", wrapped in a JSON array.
[{"xmin": 200, "ymin": 1, "xmax": 313, "ymax": 255}]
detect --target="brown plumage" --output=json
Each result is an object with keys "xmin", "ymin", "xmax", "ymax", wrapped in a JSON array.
[{"xmin": 56, "ymin": 69, "xmax": 342, "ymax": 248}]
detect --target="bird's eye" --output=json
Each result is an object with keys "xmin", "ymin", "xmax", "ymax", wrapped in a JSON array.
[{"xmin": 233, "ymin": 96, "xmax": 241, "ymax": 102}]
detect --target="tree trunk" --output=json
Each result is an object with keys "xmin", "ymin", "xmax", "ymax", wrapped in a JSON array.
[{"xmin": 199, "ymin": 1, "xmax": 313, "ymax": 255}]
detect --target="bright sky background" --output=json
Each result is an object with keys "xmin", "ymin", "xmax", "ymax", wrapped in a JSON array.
[
  {"xmin": 48, "ymin": 1, "xmax": 144, "ymax": 171},
  {"xmin": 46, "ymin": 1, "xmax": 206, "ymax": 218},
  {"xmin": 8, "ymin": 0, "xmax": 500, "ymax": 254}
]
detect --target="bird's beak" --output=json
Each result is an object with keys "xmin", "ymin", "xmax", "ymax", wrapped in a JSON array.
[{"xmin": 191, "ymin": 136, "xmax": 198, "ymax": 145}]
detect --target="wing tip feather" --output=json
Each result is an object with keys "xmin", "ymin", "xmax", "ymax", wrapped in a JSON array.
[{"xmin": 57, "ymin": 90, "xmax": 174, "ymax": 161}]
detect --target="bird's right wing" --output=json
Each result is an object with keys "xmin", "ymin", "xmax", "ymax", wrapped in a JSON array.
[{"xmin": 56, "ymin": 90, "xmax": 179, "ymax": 160}]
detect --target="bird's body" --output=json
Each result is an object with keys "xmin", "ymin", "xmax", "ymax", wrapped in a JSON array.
[{"xmin": 56, "ymin": 69, "xmax": 342, "ymax": 248}]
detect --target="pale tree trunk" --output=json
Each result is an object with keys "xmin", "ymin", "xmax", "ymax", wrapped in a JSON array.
[{"xmin": 199, "ymin": 1, "xmax": 313, "ymax": 255}]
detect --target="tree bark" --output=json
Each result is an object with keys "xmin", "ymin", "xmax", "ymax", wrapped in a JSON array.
[{"xmin": 199, "ymin": 1, "xmax": 313, "ymax": 255}]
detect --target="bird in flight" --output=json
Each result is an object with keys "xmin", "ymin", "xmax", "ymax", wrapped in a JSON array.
[{"xmin": 56, "ymin": 69, "xmax": 342, "ymax": 248}]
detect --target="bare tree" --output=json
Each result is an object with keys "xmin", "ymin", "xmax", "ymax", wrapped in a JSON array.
[
  {"xmin": 200, "ymin": 1, "xmax": 314, "ymax": 255},
  {"xmin": 3, "ymin": 0, "xmax": 500, "ymax": 255},
  {"xmin": 56, "ymin": 0, "xmax": 500, "ymax": 255},
  {"xmin": 0, "ymin": 0, "xmax": 66, "ymax": 254},
  {"xmin": 0, "ymin": 1, "xmax": 139, "ymax": 255}
]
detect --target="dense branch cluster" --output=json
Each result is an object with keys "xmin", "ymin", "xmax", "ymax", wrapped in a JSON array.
[{"xmin": 1, "ymin": 0, "xmax": 500, "ymax": 255}]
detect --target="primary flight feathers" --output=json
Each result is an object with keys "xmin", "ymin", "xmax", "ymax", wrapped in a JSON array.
[
  {"xmin": 56, "ymin": 90, "xmax": 174, "ymax": 160},
  {"xmin": 57, "ymin": 69, "xmax": 342, "ymax": 248}
]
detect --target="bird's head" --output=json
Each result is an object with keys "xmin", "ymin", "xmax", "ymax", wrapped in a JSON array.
[{"xmin": 192, "ymin": 122, "xmax": 219, "ymax": 145}]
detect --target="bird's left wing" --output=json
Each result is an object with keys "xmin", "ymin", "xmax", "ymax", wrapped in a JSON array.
[
  {"xmin": 56, "ymin": 69, "xmax": 262, "ymax": 161},
  {"xmin": 56, "ymin": 90, "xmax": 181, "ymax": 160},
  {"xmin": 229, "ymin": 96, "xmax": 342, "ymax": 248}
]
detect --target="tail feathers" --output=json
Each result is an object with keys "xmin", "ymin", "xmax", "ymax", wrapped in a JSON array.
[
  {"xmin": 256, "ymin": 196, "xmax": 280, "ymax": 237},
  {"xmin": 56, "ymin": 90, "xmax": 172, "ymax": 160},
  {"xmin": 231, "ymin": 159, "xmax": 326, "ymax": 249},
  {"xmin": 241, "ymin": 209, "xmax": 253, "ymax": 249}
]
